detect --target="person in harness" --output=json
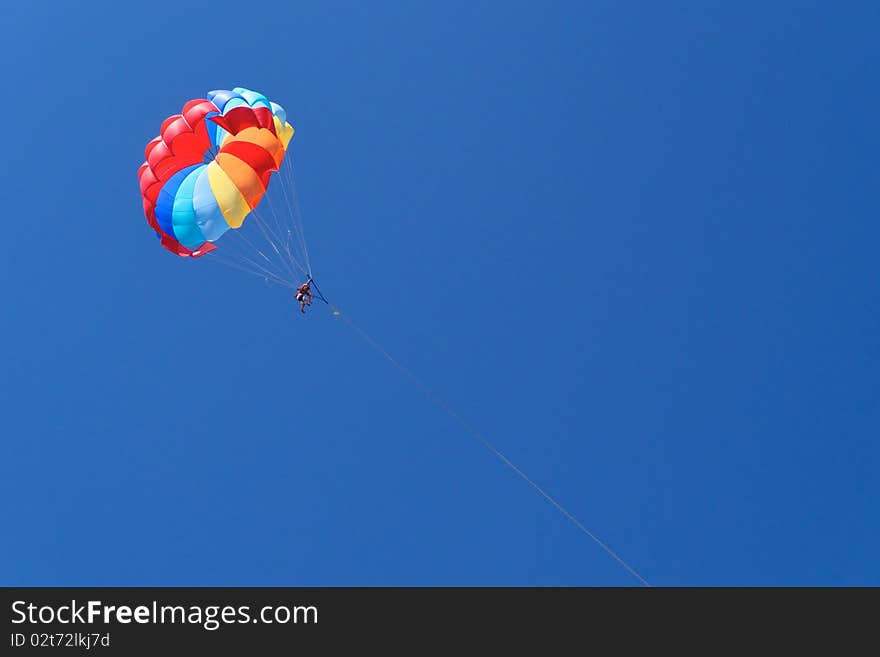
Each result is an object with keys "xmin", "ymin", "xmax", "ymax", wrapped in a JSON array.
[{"xmin": 295, "ymin": 277, "xmax": 313, "ymax": 314}]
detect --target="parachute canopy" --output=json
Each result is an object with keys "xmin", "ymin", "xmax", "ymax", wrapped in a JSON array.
[{"xmin": 138, "ymin": 87, "xmax": 295, "ymax": 258}]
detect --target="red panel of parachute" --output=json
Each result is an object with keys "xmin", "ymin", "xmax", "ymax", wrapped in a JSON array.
[
  {"xmin": 253, "ymin": 106, "xmax": 277, "ymax": 133},
  {"xmin": 138, "ymin": 98, "xmax": 221, "ymax": 257},
  {"xmin": 209, "ymin": 106, "xmax": 261, "ymax": 136},
  {"xmin": 220, "ymin": 140, "xmax": 279, "ymax": 189}
]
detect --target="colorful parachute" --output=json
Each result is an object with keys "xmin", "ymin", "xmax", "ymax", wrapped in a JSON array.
[{"xmin": 138, "ymin": 87, "xmax": 295, "ymax": 258}]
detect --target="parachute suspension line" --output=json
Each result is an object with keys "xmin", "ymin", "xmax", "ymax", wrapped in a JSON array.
[
  {"xmin": 260, "ymin": 172, "xmax": 292, "ymax": 252},
  {"xmin": 271, "ymin": 179, "xmax": 300, "ymax": 272},
  {"xmin": 258, "ymin": 191, "xmax": 287, "ymax": 260},
  {"xmin": 283, "ymin": 156, "xmax": 313, "ymax": 276},
  {"xmin": 326, "ymin": 305, "xmax": 651, "ymax": 587},
  {"xmin": 225, "ymin": 225, "xmax": 291, "ymax": 282},
  {"xmin": 254, "ymin": 180, "xmax": 305, "ymax": 276},
  {"xmin": 262, "ymin": 168, "xmax": 288, "ymax": 240},
  {"xmin": 249, "ymin": 209, "xmax": 308, "ymax": 281},
  {"xmin": 223, "ymin": 215, "xmax": 297, "ymax": 284},
  {"xmin": 247, "ymin": 210, "xmax": 295, "ymax": 280},
  {"xmin": 207, "ymin": 251, "xmax": 297, "ymax": 289},
  {"xmin": 212, "ymin": 226, "xmax": 296, "ymax": 287},
  {"xmin": 223, "ymin": 250, "xmax": 287, "ymax": 285},
  {"xmin": 218, "ymin": 260, "xmax": 294, "ymax": 289},
  {"xmin": 261, "ymin": 189, "xmax": 302, "ymax": 277},
  {"xmin": 277, "ymin": 156, "xmax": 312, "ymax": 275},
  {"xmin": 258, "ymin": 210, "xmax": 308, "ymax": 282}
]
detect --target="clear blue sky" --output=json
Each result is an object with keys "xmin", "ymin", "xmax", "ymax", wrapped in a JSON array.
[{"xmin": 1, "ymin": 1, "xmax": 877, "ymax": 586}]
